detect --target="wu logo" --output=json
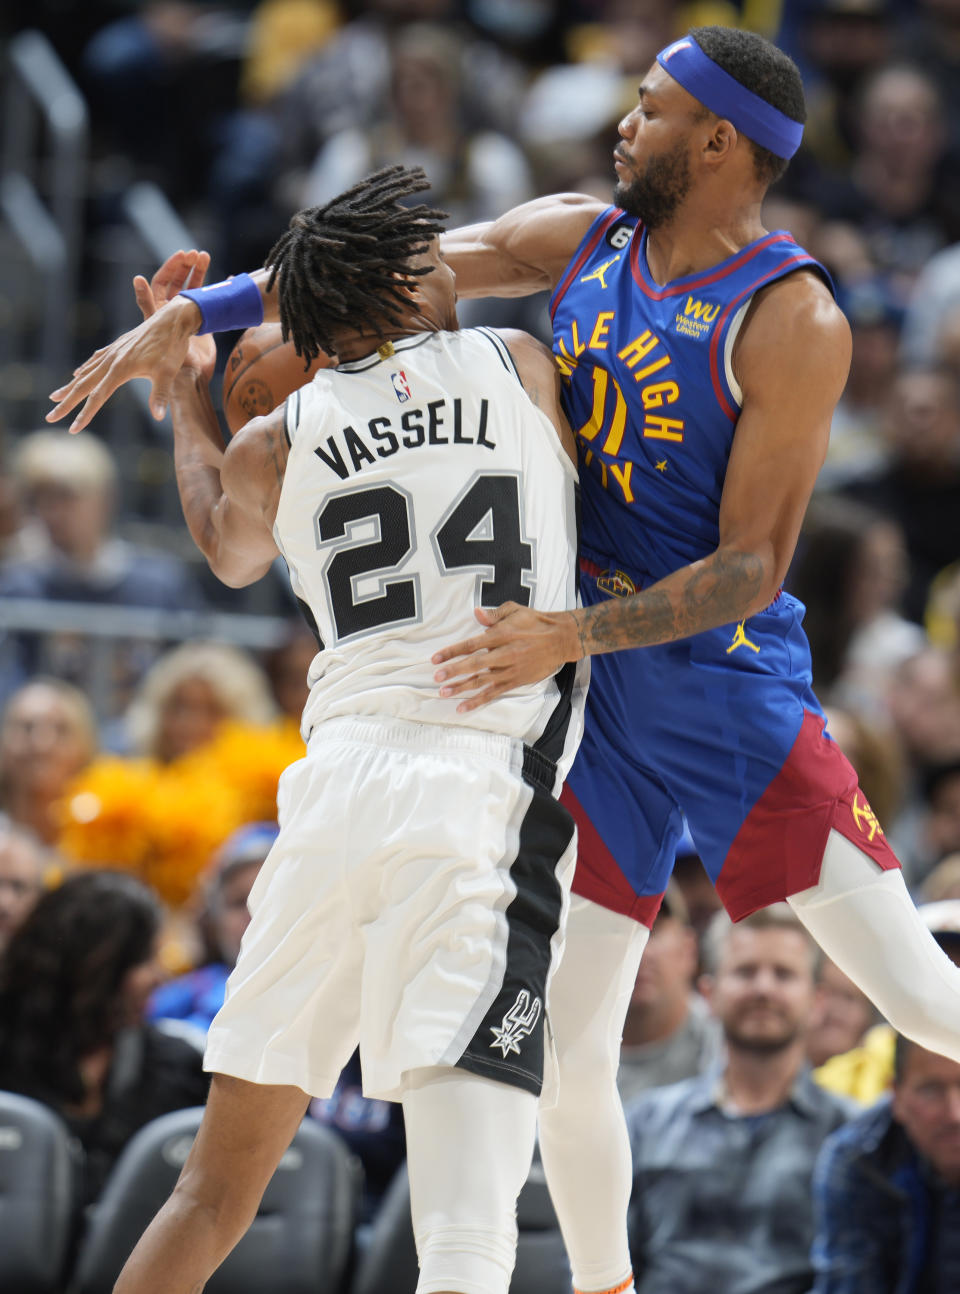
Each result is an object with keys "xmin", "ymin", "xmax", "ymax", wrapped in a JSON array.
[
  {"xmin": 684, "ymin": 296, "xmax": 720, "ymax": 323},
  {"xmin": 489, "ymin": 990, "xmax": 541, "ymax": 1058}
]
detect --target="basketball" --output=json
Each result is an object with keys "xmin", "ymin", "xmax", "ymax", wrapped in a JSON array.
[{"xmin": 222, "ymin": 323, "xmax": 333, "ymax": 434}]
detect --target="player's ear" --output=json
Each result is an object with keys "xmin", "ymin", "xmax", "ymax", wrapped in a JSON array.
[
  {"xmin": 390, "ymin": 269, "xmax": 422, "ymax": 305},
  {"xmin": 703, "ymin": 118, "xmax": 736, "ymax": 165}
]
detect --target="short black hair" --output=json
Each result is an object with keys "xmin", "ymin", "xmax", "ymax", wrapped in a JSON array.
[
  {"xmin": 688, "ymin": 26, "xmax": 806, "ymax": 187},
  {"xmin": 265, "ymin": 165, "xmax": 449, "ymax": 364}
]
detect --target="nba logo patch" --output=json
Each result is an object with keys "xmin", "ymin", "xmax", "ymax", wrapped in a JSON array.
[{"xmin": 391, "ymin": 370, "xmax": 411, "ymax": 403}]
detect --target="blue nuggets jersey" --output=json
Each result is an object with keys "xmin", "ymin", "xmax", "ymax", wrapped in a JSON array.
[
  {"xmin": 550, "ymin": 209, "xmax": 900, "ymax": 925},
  {"xmin": 550, "ymin": 207, "xmax": 830, "ymax": 582}
]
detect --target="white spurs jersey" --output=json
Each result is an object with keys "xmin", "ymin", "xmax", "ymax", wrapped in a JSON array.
[{"xmin": 274, "ymin": 327, "xmax": 585, "ymax": 777}]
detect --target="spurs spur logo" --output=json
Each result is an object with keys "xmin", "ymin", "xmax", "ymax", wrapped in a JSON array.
[{"xmin": 489, "ymin": 990, "xmax": 542, "ymax": 1058}]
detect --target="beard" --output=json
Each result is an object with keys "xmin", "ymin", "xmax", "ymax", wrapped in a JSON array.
[
  {"xmin": 614, "ymin": 139, "xmax": 693, "ymax": 230},
  {"xmin": 722, "ymin": 1001, "xmax": 802, "ymax": 1055}
]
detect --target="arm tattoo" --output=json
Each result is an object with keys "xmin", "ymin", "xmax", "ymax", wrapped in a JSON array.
[
  {"xmin": 263, "ymin": 423, "xmax": 288, "ymax": 489},
  {"xmin": 576, "ymin": 549, "xmax": 768, "ymax": 657}
]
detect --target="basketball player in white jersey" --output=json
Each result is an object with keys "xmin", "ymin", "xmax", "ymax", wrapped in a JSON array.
[{"xmin": 110, "ymin": 166, "xmax": 585, "ymax": 1294}]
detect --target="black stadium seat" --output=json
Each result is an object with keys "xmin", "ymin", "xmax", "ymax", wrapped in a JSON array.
[
  {"xmin": 71, "ymin": 1107, "xmax": 358, "ymax": 1294},
  {"xmin": 352, "ymin": 1156, "xmax": 572, "ymax": 1294},
  {"xmin": 0, "ymin": 1089, "xmax": 75, "ymax": 1294}
]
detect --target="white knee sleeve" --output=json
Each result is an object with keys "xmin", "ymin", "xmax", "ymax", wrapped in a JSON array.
[
  {"xmin": 788, "ymin": 830, "xmax": 960, "ymax": 1064},
  {"xmin": 402, "ymin": 1068, "xmax": 538, "ymax": 1294},
  {"xmin": 538, "ymin": 897, "xmax": 648, "ymax": 1292}
]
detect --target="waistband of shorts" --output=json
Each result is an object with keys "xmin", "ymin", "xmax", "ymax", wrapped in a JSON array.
[{"xmin": 308, "ymin": 716, "xmax": 558, "ymax": 794}]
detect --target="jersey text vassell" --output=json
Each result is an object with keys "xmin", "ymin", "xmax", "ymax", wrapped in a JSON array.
[{"xmin": 315, "ymin": 397, "xmax": 495, "ymax": 479}]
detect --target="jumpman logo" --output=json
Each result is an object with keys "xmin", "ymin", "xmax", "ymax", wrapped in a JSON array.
[
  {"xmin": 852, "ymin": 793, "xmax": 884, "ymax": 842},
  {"xmin": 489, "ymin": 990, "xmax": 542, "ymax": 1058},
  {"xmin": 580, "ymin": 255, "xmax": 621, "ymax": 290},
  {"xmin": 726, "ymin": 622, "xmax": 760, "ymax": 654}
]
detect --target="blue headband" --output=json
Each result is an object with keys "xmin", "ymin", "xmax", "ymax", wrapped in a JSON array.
[{"xmin": 656, "ymin": 37, "xmax": 803, "ymax": 160}]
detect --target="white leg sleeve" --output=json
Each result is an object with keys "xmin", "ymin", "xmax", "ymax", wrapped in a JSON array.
[
  {"xmin": 788, "ymin": 830, "xmax": 960, "ymax": 1063},
  {"xmin": 538, "ymin": 896, "xmax": 648, "ymax": 1293},
  {"xmin": 402, "ymin": 1067, "xmax": 538, "ymax": 1294}
]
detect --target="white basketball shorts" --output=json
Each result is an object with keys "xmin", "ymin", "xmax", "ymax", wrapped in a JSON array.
[{"xmin": 204, "ymin": 716, "xmax": 577, "ymax": 1102}]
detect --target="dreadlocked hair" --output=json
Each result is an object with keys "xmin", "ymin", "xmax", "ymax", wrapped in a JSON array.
[{"xmin": 265, "ymin": 165, "xmax": 449, "ymax": 364}]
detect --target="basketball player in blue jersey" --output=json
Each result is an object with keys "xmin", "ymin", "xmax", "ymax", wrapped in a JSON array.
[{"xmin": 47, "ymin": 26, "xmax": 960, "ymax": 1294}]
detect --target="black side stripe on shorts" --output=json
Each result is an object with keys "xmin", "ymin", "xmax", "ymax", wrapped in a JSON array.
[{"xmin": 455, "ymin": 783, "xmax": 574, "ymax": 1098}]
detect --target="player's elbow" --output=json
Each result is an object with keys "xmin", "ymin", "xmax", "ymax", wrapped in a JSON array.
[
  {"xmin": 209, "ymin": 558, "xmax": 264, "ymax": 589},
  {"xmin": 718, "ymin": 542, "xmax": 780, "ymax": 619},
  {"xmin": 205, "ymin": 543, "xmax": 267, "ymax": 589}
]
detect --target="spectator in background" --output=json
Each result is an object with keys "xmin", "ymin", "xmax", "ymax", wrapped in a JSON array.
[
  {"xmin": 818, "ymin": 278, "xmax": 903, "ymax": 489},
  {"xmin": 789, "ymin": 0, "xmax": 895, "ymax": 173},
  {"xmin": 901, "ymin": 239, "xmax": 960, "ymax": 367},
  {"xmin": 887, "ymin": 648, "xmax": 960, "ymax": 772},
  {"xmin": 0, "ymin": 871, "xmax": 208, "ymax": 1212},
  {"xmin": 0, "ymin": 430, "xmax": 203, "ymax": 612},
  {"xmin": 807, "ymin": 958, "xmax": 878, "ymax": 1070},
  {"xmin": 125, "ymin": 638, "xmax": 275, "ymax": 763},
  {"xmin": 148, "ymin": 821, "xmax": 278, "ymax": 1035},
  {"xmin": 789, "ymin": 496, "xmax": 924, "ymax": 707},
  {"xmin": 811, "ymin": 1033, "xmax": 960, "ymax": 1291},
  {"xmin": 225, "ymin": 0, "xmax": 529, "ymax": 270},
  {"xmin": 0, "ymin": 431, "xmax": 205, "ymax": 714},
  {"xmin": 902, "ymin": 0, "xmax": 960, "ymax": 155},
  {"xmin": 844, "ymin": 366, "xmax": 960, "ymax": 623},
  {"xmin": 816, "ymin": 63, "xmax": 960, "ymax": 295},
  {"xmin": 0, "ymin": 818, "xmax": 52, "ymax": 954},
  {"xmin": 626, "ymin": 907, "xmax": 851, "ymax": 1294},
  {"xmin": 60, "ymin": 641, "xmax": 299, "ymax": 909},
  {"xmin": 301, "ymin": 24, "xmax": 534, "ymax": 231},
  {"xmin": 617, "ymin": 882, "xmax": 722, "ymax": 1105},
  {"xmin": 0, "ymin": 678, "xmax": 97, "ymax": 846},
  {"xmin": 816, "ymin": 902, "xmax": 960, "ymax": 1105}
]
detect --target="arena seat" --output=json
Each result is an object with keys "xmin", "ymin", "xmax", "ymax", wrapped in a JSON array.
[
  {"xmin": 0, "ymin": 1089, "xmax": 75, "ymax": 1294},
  {"xmin": 352, "ymin": 1155, "xmax": 572, "ymax": 1294},
  {"xmin": 71, "ymin": 1107, "xmax": 358, "ymax": 1294}
]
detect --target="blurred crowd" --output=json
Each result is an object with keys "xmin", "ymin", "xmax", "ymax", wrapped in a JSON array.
[{"xmin": 2, "ymin": 0, "xmax": 960, "ymax": 1291}]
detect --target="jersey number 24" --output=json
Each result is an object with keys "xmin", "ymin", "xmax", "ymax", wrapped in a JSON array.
[{"xmin": 316, "ymin": 473, "xmax": 534, "ymax": 642}]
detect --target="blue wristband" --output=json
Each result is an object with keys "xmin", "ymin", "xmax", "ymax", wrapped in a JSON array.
[{"xmin": 179, "ymin": 272, "xmax": 264, "ymax": 334}]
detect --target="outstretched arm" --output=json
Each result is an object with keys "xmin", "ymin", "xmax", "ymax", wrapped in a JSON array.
[
  {"xmin": 47, "ymin": 262, "xmax": 280, "ymax": 432},
  {"xmin": 441, "ymin": 193, "xmax": 604, "ymax": 299},
  {"xmin": 433, "ymin": 273, "xmax": 851, "ymax": 709},
  {"xmin": 124, "ymin": 254, "xmax": 283, "ymax": 587}
]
